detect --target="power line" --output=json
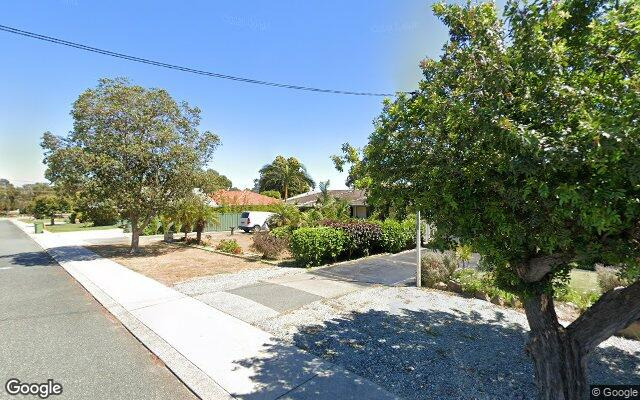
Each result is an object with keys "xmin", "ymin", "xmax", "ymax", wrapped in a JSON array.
[{"xmin": 0, "ymin": 24, "xmax": 402, "ymax": 97}]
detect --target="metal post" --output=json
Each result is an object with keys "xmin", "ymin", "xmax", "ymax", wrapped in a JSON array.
[
  {"xmin": 416, "ymin": 211, "xmax": 422, "ymax": 287},
  {"xmin": 425, "ymin": 223, "xmax": 431, "ymax": 244}
]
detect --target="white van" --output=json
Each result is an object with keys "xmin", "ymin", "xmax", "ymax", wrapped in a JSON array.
[{"xmin": 239, "ymin": 211, "xmax": 275, "ymax": 233}]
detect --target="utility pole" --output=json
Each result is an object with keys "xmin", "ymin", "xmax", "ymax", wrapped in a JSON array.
[{"xmin": 416, "ymin": 211, "xmax": 421, "ymax": 287}]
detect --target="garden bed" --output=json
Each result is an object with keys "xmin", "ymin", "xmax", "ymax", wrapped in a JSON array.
[
  {"xmin": 197, "ymin": 231, "xmax": 294, "ymax": 262},
  {"xmin": 86, "ymin": 236, "xmax": 268, "ymax": 285}
]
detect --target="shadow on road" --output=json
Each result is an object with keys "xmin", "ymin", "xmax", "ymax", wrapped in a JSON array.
[
  {"xmin": 233, "ymin": 308, "xmax": 640, "ymax": 400},
  {"xmin": 1, "ymin": 246, "xmax": 106, "ymax": 268},
  {"xmin": 0, "ymin": 251, "xmax": 57, "ymax": 267}
]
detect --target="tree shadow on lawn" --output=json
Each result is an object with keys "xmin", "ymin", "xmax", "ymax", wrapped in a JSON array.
[
  {"xmin": 234, "ymin": 308, "xmax": 639, "ymax": 400},
  {"xmin": 85, "ymin": 242, "xmax": 187, "ymax": 259}
]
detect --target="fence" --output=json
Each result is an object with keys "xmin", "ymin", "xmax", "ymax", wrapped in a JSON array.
[{"xmin": 205, "ymin": 212, "xmax": 242, "ymax": 232}]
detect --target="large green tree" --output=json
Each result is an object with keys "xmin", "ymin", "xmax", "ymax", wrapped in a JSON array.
[
  {"xmin": 42, "ymin": 78, "xmax": 220, "ymax": 251},
  {"xmin": 336, "ymin": 1, "xmax": 640, "ymax": 398},
  {"xmin": 256, "ymin": 155, "xmax": 315, "ymax": 200},
  {"xmin": 197, "ymin": 169, "xmax": 232, "ymax": 193},
  {"xmin": 0, "ymin": 179, "xmax": 19, "ymax": 213},
  {"xmin": 31, "ymin": 194, "xmax": 69, "ymax": 225}
]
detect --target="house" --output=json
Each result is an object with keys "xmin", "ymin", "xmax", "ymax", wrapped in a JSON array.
[
  {"xmin": 208, "ymin": 189, "xmax": 282, "ymax": 207},
  {"xmin": 285, "ymin": 189, "xmax": 370, "ymax": 218}
]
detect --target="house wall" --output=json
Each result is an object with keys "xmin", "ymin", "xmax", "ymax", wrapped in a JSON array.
[{"xmin": 352, "ymin": 205, "xmax": 368, "ymax": 219}]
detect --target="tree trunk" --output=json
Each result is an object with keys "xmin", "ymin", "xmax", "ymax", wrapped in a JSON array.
[
  {"xmin": 284, "ymin": 184, "xmax": 288, "ymax": 201},
  {"xmin": 130, "ymin": 216, "xmax": 140, "ymax": 253},
  {"xmin": 50, "ymin": 214, "xmax": 55, "ymax": 225},
  {"xmin": 196, "ymin": 228, "xmax": 202, "ymax": 244},
  {"xmin": 131, "ymin": 228, "xmax": 140, "ymax": 253},
  {"xmin": 523, "ymin": 292, "xmax": 588, "ymax": 400}
]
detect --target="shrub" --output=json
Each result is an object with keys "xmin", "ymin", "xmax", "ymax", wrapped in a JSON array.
[
  {"xmin": 260, "ymin": 190, "xmax": 281, "ymax": 199},
  {"xmin": 453, "ymin": 268, "xmax": 520, "ymax": 307},
  {"xmin": 74, "ymin": 198, "xmax": 119, "ymax": 226},
  {"xmin": 270, "ymin": 226, "xmax": 295, "ymax": 240},
  {"xmin": 290, "ymin": 227, "xmax": 347, "ymax": 266},
  {"xmin": 216, "ymin": 239, "xmax": 242, "ymax": 254},
  {"xmin": 143, "ymin": 217, "xmax": 163, "ymax": 236},
  {"xmin": 421, "ymin": 253, "xmax": 457, "ymax": 287},
  {"xmin": 267, "ymin": 204, "xmax": 304, "ymax": 228},
  {"xmin": 252, "ymin": 232, "xmax": 289, "ymax": 259},
  {"xmin": 380, "ymin": 219, "xmax": 415, "ymax": 253},
  {"xmin": 455, "ymin": 244, "xmax": 473, "ymax": 268},
  {"xmin": 302, "ymin": 209, "xmax": 324, "ymax": 227},
  {"xmin": 596, "ymin": 266, "xmax": 628, "ymax": 293},
  {"xmin": 321, "ymin": 220, "xmax": 383, "ymax": 257},
  {"xmin": 554, "ymin": 287, "xmax": 600, "ymax": 312}
]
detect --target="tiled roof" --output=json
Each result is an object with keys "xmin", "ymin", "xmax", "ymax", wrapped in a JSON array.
[
  {"xmin": 209, "ymin": 190, "xmax": 282, "ymax": 206},
  {"xmin": 285, "ymin": 189, "xmax": 367, "ymax": 207}
]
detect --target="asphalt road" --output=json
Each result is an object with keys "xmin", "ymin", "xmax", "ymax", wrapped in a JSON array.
[{"xmin": 0, "ymin": 220, "xmax": 197, "ymax": 400}]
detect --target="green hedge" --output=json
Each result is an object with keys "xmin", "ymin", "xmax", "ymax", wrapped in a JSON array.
[
  {"xmin": 270, "ymin": 226, "xmax": 295, "ymax": 240},
  {"xmin": 287, "ymin": 218, "xmax": 416, "ymax": 266},
  {"xmin": 216, "ymin": 204, "xmax": 282, "ymax": 213},
  {"xmin": 321, "ymin": 220, "xmax": 383, "ymax": 257},
  {"xmin": 380, "ymin": 219, "xmax": 415, "ymax": 253},
  {"xmin": 290, "ymin": 227, "xmax": 347, "ymax": 266}
]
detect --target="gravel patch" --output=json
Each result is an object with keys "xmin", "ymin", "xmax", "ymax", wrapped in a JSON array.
[
  {"xmin": 173, "ymin": 266, "xmax": 306, "ymax": 295},
  {"xmin": 255, "ymin": 287, "xmax": 640, "ymax": 400}
]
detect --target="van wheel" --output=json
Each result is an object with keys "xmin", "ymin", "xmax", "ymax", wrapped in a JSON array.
[{"xmin": 252, "ymin": 225, "xmax": 262, "ymax": 233}]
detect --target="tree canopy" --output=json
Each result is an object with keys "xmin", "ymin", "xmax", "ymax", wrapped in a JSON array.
[
  {"xmin": 0, "ymin": 180, "xmax": 54, "ymax": 214},
  {"xmin": 335, "ymin": 1, "xmax": 640, "ymax": 398},
  {"xmin": 197, "ymin": 169, "xmax": 232, "ymax": 193},
  {"xmin": 32, "ymin": 195, "xmax": 69, "ymax": 225},
  {"xmin": 256, "ymin": 155, "xmax": 315, "ymax": 200},
  {"xmin": 42, "ymin": 78, "xmax": 220, "ymax": 250}
]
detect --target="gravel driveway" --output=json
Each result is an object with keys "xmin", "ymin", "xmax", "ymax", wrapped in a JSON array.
[
  {"xmin": 175, "ymin": 265, "xmax": 639, "ymax": 400},
  {"xmin": 254, "ymin": 287, "xmax": 640, "ymax": 400}
]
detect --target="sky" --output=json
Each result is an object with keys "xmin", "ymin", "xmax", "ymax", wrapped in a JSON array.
[{"xmin": 0, "ymin": 0, "xmax": 486, "ymax": 190}]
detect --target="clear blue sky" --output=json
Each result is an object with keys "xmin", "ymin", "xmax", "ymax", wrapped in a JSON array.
[{"xmin": 0, "ymin": 0, "xmax": 490, "ymax": 190}]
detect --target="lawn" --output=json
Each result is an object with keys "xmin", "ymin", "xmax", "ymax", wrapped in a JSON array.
[
  {"xmin": 44, "ymin": 222, "xmax": 119, "ymax": 233},
  {"xmin": 569, "ymin": 268, "xmax": 600, "ymax": 294},
  {"xmin": 19, "ymin": 217, "xmax": 65, "ymax": 224}
]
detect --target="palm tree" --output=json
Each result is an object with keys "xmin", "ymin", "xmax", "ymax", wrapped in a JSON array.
[
  {"xmin": 318, "ymin": 180, "xmax": 331, "ymax": 205},
  {"xmin": 175, "ymin": 193, "xmax": 219, "ymax": 244},
  {"xmin": 257, "ymin": 156, "xmax": 315, "ymax": 200}
]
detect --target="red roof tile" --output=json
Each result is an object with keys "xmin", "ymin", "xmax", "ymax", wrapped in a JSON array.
[{"xmin": 209, "ymin": 190, "xmax": 282, "ymax": 206}]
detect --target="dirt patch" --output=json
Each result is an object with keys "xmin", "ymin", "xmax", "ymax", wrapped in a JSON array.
[{"xmin": 87, "ymin": 238, "xmax": 267, "ymax": 285}]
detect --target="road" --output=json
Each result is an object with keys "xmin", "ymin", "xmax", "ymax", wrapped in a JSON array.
[{"xmin": 0, "ymin": 220, "xmax": 197, "ymax": 400}]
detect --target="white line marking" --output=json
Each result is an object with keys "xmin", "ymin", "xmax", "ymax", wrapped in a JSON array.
[{"xmin": 0, "ymin": 266, "xmax": 14, "ymax": 270}]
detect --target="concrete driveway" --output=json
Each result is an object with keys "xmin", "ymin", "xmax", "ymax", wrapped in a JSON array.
[{"xmin": 311, "ymin": 250, "xmax": 419, "ymax": 286}]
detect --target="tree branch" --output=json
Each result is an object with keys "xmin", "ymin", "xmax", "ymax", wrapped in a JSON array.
[
  {"xmin": 516, "ymin": 254, "xmax": 568, "ymax": 283},
  {"xmin": 568, "ymin": 280, "xmax": 640, "ymax": 352}
]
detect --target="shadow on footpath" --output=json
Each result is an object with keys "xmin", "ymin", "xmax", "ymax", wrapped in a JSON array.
[{"xmin": 233, "ymin": 308, "xmax": 640, "ymax": 400}]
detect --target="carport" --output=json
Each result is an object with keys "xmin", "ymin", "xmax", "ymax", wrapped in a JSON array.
[{"xmin": 311, "ymin": 250, "xmax": 418, "ymax": 286}]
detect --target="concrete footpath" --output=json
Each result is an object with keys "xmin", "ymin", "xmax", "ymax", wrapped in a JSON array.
[{"xmin": 9, "ymin": 219, "xmax": 396, "ymax": 400}]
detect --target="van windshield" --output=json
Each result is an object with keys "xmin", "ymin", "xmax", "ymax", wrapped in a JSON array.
[{"xmin": 241, "ymin": 212, "xmax": 250, "ymax": 218}]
